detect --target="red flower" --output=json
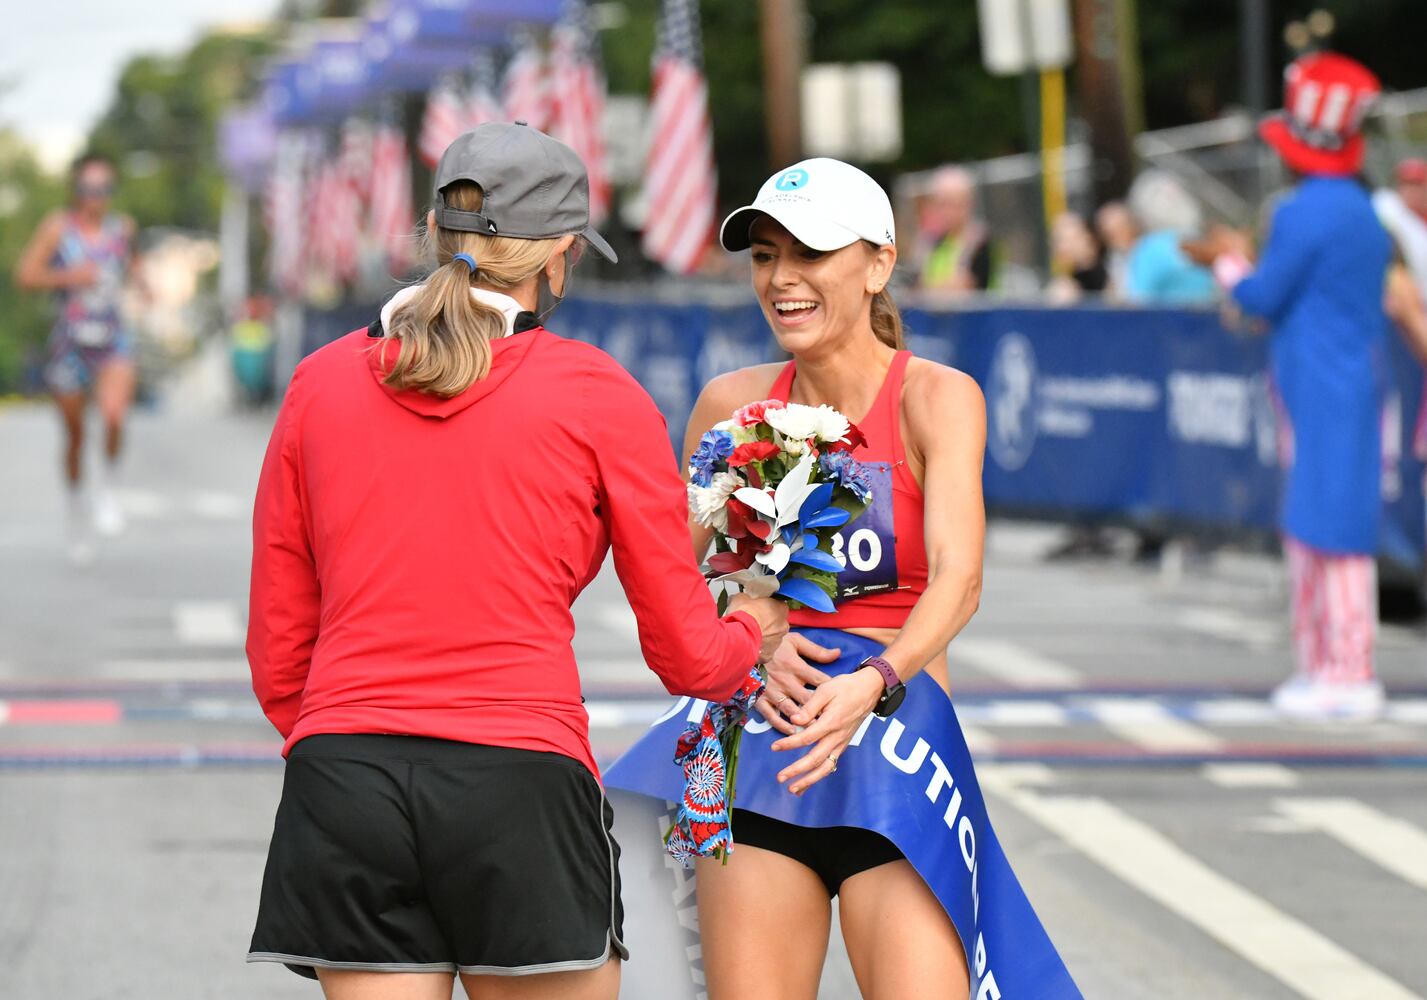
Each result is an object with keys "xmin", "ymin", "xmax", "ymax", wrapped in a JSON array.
[
  {"xmin": 707, "ymin": 548, "xmax": 757, "ymax": 574},
  {"xmin": 731, "ymin": 398, "xmax": 787, "ymax": 427},
  {"xmin": 824, "ymin": 421, "xmax": 868, "ymax": 454},
  {"xmin": 728, "ymin": 441, "xmax": 780, "ymax": 467},
  {"xmin": 724, "ymin": 496, "xmax": 773, "ymax": 543}
]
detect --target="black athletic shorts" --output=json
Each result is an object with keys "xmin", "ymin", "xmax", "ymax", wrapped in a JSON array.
[
  {"xmin": 731, "ymin": 808, "xmax": 904, "ymax": 896},
  {"xmin": 248, "ymin": 734, "xmax": 628, "ymax": 980}
]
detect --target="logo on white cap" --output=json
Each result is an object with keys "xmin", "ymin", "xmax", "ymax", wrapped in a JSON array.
[{"xmin": 720, "ymin": 158, "xmax": 896, "ymax": 253}]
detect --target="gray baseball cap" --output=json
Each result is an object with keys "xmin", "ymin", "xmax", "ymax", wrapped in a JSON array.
[{"xmin": 432, "ymin": 121, "xmax": 617, "ymax": 263}]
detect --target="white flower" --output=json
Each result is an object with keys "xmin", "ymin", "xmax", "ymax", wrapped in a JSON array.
[
  {"xmin": 764, "ymin": 402, "xmax": 821, "ymax": 442},
  {"xmin": 765, "ymin": 401, "xmax": 850, "ymax": 444},
  {"xmin": 811, "ymin": 406, "xmax": 850, "ymax": 443},
  {"xmin": 687, "ymin": 471, "xmax": 743, "ymax": 531}
]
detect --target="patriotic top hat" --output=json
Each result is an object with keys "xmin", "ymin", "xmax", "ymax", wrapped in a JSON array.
[{"xmin": 1260, "ymin": 52, "xmax": 1380, "ymax": 176}]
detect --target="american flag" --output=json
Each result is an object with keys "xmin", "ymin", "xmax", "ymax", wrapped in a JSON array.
[
  {"xmin": 265, "ymin": 131, "xmax": 309, "ymax": 296},
  {"xmin": 369, "ymin": 117, "xmax": 416, "ymax": 276},
  {"xmin": 503, "ymin": 30, "xmax": 552, "ymax": 132},
  {"xmin": 466, "ymin": 50, "xmax": 503, "ymax": 128},
  {"xmin": 549, "ymin": 0, "xmax": 611, "ymax": 224},
  {"xmin": 643, "ymin": 0, "xmax": 718, "ymax": 274},
  {"xmin": 419, "ymin": 74, "xmax": 470, "ymax": 168}
]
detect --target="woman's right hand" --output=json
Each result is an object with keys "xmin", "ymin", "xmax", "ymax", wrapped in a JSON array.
[
  {"xmin": 754, "ymin": 633, "xmax": 841, "ymax": 735},
  {"xmin": 725, "ymin": 593, "xmax": 788, "ymax": 665}
]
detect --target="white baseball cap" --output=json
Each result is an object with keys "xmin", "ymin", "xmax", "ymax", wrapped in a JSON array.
[{"xmin": 720, "ymin": 158, "xmax": 896, "ymax": 253}]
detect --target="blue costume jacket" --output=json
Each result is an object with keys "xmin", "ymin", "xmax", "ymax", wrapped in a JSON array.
[{"xmin": 1232, "ymin": 176, "xmax": 1391, "ymax": 554}]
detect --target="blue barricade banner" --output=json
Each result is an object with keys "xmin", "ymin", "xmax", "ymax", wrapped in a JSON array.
[
  {"xmin": 605, "ymin": 629, "xmax": 1083, "ymax": 1000},
  {"xmin": 555, "ymin": 293, "xmax": 1427, "ymax": 577},
  {"xmin": 310, "ymin": 292, "xmax": 1427, "ymax": 575}
]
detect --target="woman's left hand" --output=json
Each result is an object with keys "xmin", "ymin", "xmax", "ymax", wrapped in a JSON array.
[{"xmin": 770, "ymin": 668, "xmax": 885, "ymax": 795}]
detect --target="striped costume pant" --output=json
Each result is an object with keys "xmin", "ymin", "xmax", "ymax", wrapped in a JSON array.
[{"xmin": 1284, "ymin": 535, "xmax": 1377, "ymax": 684}]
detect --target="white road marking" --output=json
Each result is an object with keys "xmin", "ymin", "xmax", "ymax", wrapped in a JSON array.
[
  {"xmin": 590, "ymin": 603, "xmax": 639, "ymax": 638},
  {"xmin": 959, "ymin": 723, "xmax": 997, "ymax": 754},
  {"xmin": 1084, "ymin": 697, "xmax": 1224, "ymax": 753},
  {"xmin": 976, "ymin": 762, "xmax": 1057, "ymax": 788},
  {"xmin": 977, "ymin": 700, "xmax": 1069, "ymax": 727},
  {"xmin": 97, "ymin": 658, "xmax": 250, "ymax": 680},
  {"xmin": 1276, "ymin": 798, "xmax": 1427, "ymax": 892},
  {"xmin": 982, "ymin": 779, "xmax": 1422, "ymax": 1000},
  {"xmin": 1191, "ymin": 697, "xmax": 1277, "ymax": 725},
  {"xmin": 1202, "ymin": 763, "xmax": 1300, "ymax": 789},
  {"xmin": 584, "ymin": 700, "xmax": 667, "ymax": 729},
  {"xmin": 191, "ymin": 491, "xmax": 248, "ymax": 520},
  {"xmin": 113, "ymin": 488, "xmax": 172, "ymax": 518},
  {"xmin": 1387, "ymin": 699, "xmax": 1427, "ymax": 725},
  {"xmin": 173, "ymin": 601, "xmax": 244, "ymax": 646},
  {"xmin": 1177, "ymin": 607, "xmax": 1280, "ymax": 648},
  {"xmin": 951, "ymin": 638, "xmax": 1082, "ymax": 689}
]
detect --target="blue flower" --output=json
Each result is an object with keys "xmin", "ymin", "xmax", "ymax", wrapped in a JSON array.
[
  {"xmin": 689, "ymin": 429, "xmax": 735, "ymax": 487},
  {"xmin": 818, "ymin": 451, "xmax": 873, "ymax": 503}
]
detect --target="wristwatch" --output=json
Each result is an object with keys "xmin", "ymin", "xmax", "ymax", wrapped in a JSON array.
[{"xmin": 858, "ymin": 656, "xmax": 907, "ymax": 717}]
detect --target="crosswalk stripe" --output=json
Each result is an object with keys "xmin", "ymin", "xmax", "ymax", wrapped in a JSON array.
[
  {"xmin": 1084, "ymin": 697, "xmax": 1224, "ymax": 752},
  {"xmin": 976, "ymin": 700, "xmax": 1069, "ymax": 726},
  {"xmin": 1190, "ymin": 697, "xmax": 1277, "ymax": 725},
  {"xmin": 97, "ymin": 659, "xmax": 250, "ymax": 680},
  {"xmin": 951, "ymin": 638, "xmax": 1083, "ymax": 689},
  {"xmin": 1202, "ymin": 763, "xmax": 1300, "ymax": 788},
  {"xmin": 1276, "ymin": 798, "xmax": 1427, "ymax": 892},
  {"xmin": 983, "ymin": 780, "xmax": 1422, "ymax": 1000},
  {"xmin": 173, "ymin": 602, "xmax": 244, "ymax": 646},
  {"xmin": 1177, "ymin": 607, "xmax": 1279, "ymax": 648}
]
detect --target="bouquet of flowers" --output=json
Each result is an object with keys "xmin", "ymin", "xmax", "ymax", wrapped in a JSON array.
[{"xmin": 665, "ymin": 399, "xmax": 874, "ymax": 864}]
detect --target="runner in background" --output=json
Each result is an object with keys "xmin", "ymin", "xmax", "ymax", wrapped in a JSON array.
[{"xmin": 15, "ymin": 153, "xmax": 138, "ymax": 562}]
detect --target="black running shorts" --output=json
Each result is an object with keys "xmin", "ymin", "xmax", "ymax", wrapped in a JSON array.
[
  {"xmin": 248, "ymin": 734, "xmax": 628, "ymax": 979},
  {"xmin": 730, "ymin": 808, "xmax": 904, "ymax": 895}
]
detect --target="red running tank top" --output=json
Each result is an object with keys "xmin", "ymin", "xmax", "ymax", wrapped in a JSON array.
[{"xmin": 769, "ymin": 350, "xmax": 929, "ymax": 629}]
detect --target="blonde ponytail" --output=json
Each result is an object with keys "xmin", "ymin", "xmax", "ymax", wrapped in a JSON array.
[{"xmin": 382, "ymin": 180, "xmax": 561, "ymax": 397}]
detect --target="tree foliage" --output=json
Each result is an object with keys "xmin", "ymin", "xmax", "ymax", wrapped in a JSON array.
[
  {"xmin": 0, "ymin": 129, "xmax": 65, "ymax": 392},
  {"xmin": 86, "ymin": 29, "xmax": 278, "ymax": 232}
]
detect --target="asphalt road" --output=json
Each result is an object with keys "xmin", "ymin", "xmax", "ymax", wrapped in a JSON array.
[{"xmin": 2, "ymin": 397, "xmax": 1426, "ymax": 1000}]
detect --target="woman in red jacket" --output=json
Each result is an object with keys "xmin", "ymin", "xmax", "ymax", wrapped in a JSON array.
[{"xmin": 245, "ymin": 123, "xmax": 786, "ymax": 1000}]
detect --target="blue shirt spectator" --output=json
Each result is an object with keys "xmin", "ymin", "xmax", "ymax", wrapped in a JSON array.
[{"xmin": 1126, "ymin": 230, "xmax": 1218, "ymax": 306}]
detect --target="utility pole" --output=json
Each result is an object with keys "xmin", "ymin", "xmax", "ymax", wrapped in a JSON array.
[
  {"xmin": 1071, "ymin": 0, "xmax": 1141, "ymax": 205},
  {"xmin": 1240, "ymin": 0, "xmax": 1270, "ymax": 118},
  {"xmin": 758, "ymin": 0, "xmax": 806, "ymax": 170}
]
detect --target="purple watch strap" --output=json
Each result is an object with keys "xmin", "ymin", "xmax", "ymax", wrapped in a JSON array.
[{"xmin": 860, "ymin": 655, "xmax": 901, "ymax": 689}]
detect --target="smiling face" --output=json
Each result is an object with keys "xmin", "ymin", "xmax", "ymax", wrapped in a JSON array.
[{"xmin": 748, "ymin": 216, "xmax": 895, "ymax": 357}]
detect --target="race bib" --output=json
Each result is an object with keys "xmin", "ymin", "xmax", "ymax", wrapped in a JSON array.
[{"xmin": 830, "ymin": 461, "xmax": 898, "ymax": 601}]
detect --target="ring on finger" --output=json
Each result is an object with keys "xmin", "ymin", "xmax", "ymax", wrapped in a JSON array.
[
  {"xmin": 773, "ymin": 695, "xmax": 790, "ymax": 709},
  {"xmin": 827, "ymin": 752, "xmax": 839, "ymax": 772}
]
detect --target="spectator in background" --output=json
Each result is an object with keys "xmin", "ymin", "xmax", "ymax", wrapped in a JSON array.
[
  {"xmin": 1094, "ymin": 200, "xmax": 1137, "ymax": 300},
  {"xmin": 1046, "ymin": 212, "xmax": 1108, "ymax": 304},
  {"xmin": 916, "ymin": 166, "xmax": 999, "ymax": 293},
  {"xmin": 1209, "ymin": 52, "xmax": 1390, "ymax": 721},
  {"xmin": 1125, "ymin": 170, "xmax": 1218, "ymax": 306},
  {"xmin": 1375, "ymin": 158, "xmax": 1427, "ymax": 301}
]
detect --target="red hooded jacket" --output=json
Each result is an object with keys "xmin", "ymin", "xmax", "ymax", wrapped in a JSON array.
[{"xmin": 246, "ymin": 321, "xmax": 759, "ymax": 776}]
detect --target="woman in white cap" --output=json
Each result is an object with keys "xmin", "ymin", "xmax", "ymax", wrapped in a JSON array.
[
  {"xmin": 606, "ymin": 160, "xmax": 1077, "ymax": 999},
  {"xmin": 244, "ymin": 123, "xmax": 787, "ymax": 1000}
]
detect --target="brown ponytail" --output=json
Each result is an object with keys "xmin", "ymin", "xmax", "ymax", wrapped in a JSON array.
[
  {"xmin": 382, "ymin": 180, "xmax": 560, "ymax": 397},
  {"xmin": 870, "ymin": 287, "xmax": 905, "ymax": 350}
]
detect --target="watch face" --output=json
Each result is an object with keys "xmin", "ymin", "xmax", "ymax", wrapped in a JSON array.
[{"xmin": 876, "ymin": 683, "xmax": 907, "ymax": 717}]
